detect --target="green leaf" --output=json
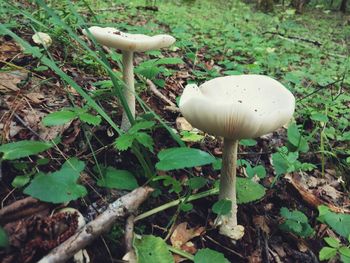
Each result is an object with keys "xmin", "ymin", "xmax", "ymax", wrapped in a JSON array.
[
  {"xmin": 115, "ymin": 133, "xmax": 134, "ymax": 151},
  {"xmin": 311, "ymin": 113, "xmax": 329, "ymax": 123},
  {"xmin": 24, "ymin": 158, "xmax": 87, "ymax": 203},
  {"xmin": 12, "ymin": 175, "xmax": 30, "ymax": 188},
  {"xmin": 317, "ymin": 206, "xmax": 350, "ymax": 238},
  {"xmin": 156, "ymin": 147, "xmax": 216, "ymax": 171},
  {"xmin": 129, "ymin": 121, "xmax": 155, "ymax": 134},
  {"xmin": 246, "ymin": 164, "xmax": 266, "ymax": 179},
  {"xmin": 239, "ymin": 139, "xmax": 257, "ymax": 146},
  {"xmin": 180, "ymin": 202, "xmax": 193, "ymax": 212},
  {"xmin": 43, "ymin": 110, "xmax": 77, "ymax": 126},
  {"xmin": 340, "ymin": 254, "xmax": 350, "ymax": 263},
  {"xmin": 79, "ymin": 112, "xmax": 101, "ymax": 125},
  {"xmin": 287, "ymin": 123, "xmax": 309, "ymax": 153},
  {"xmin": 187, "ymin": 177, "xmax": 207, "ymax": 190},
  {"xmin": 340, "ymin": 247, "xmax": 350, "ymax": 258},
  {"xmin": 324, "ymin": 237, "xmax": 341, "ymax": 248},
  {"xmin": 135, "ymin": 132, "xmax": 154, "ymax": 152},
  {"xmin": 194, "ymin": 248, "xmax": 230, "ymax": 263},
  {"xmin": 134, "ymin": 235, "xmax": 173, "ymax": 263},
  {"xmin": 319, "ymin": 247, "xmax": 337, "ymax": 261},
  {"xmin": 0, "ymin": 227, "xmax": 8, "ymax": 248},
  {"xmin": 0, "ymin": 140, "xmax": 54, "ymax": 160},
  {"xmin": 154, "ymin": 57, "xmax": 184, "ymax": 65},
  {"xmin": 97, "ymin": 167, "xmax": 138, "ymax": 190},
  {"xmin": 237, "ymin": 178, "xmax": 266, "ymax": 204},
  {"xmin": 212, "ymin": 199, "xmax": 232, "ymax": 215},
  {"xmin": 180, "ymin": 131, "xmax": 204, "ymax": 142}
]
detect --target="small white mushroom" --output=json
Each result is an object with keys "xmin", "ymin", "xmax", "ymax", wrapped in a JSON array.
[
  {"xmin": 179, "ymin": 75, "xmax": 295, "ymax": 240},
  {"xmin": 32, "ymin": 32, "xmax": 52, "ymax": 48},
  {"xmin": 83, "ymin": 26, "xmax": 175, "ymax": 130}
]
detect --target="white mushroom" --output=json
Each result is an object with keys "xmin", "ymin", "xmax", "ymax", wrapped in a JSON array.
[
  {"xmin": 179, "ymin": 75, "xmax": 295, "ymax": 240},
  {"xmin": 32, "ymin": 32, "xmax": 52, "ymax": 48},
  {"xmin": 83, "ymin": 26, "xmax": 175, "ymax": 130}
]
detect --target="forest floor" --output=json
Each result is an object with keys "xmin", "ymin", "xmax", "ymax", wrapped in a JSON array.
[{"xmin": 0, "ymin": 0, "xmax": 349, "ymax": 262}]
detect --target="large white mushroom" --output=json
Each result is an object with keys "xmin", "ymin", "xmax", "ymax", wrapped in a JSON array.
[
  {"xmin": 179, "ymin": 75, "xmax": 295, "ymax": 240},
  {"xmin": 83, "ymin": 26, "xmax": 175, "ymax": 130}
]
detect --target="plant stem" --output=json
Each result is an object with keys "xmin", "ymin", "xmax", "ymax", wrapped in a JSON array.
[
  {"xmin": 134, "ymin": 187, "xmax": 219, "ymax": 222},
  {"xmin": 121, "ymin": 50, "xmax": 135, "ymax": 131},
  {"xmin": 167, "ymin": 245, "xmax": 194, "ymax": 261}
]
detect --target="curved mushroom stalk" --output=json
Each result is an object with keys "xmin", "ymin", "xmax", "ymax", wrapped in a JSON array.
[{"xmin": 179, "ymin": 75, "xmax": 295, "ymax": 240}]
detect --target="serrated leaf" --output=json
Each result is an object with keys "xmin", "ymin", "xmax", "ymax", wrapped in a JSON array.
[
  {"xmin": 129, "ymin": 121, "xmax": 155, "ymax": 134},
  {"xmin": 324, "ymin": 237, "xmax": 341, "ymax": 248},
  {"xmin": 79, "ymin": 112, "xmax": 101, "ymax": 125},
  {"xmin": 0, "ymin": 227, "xmax": 8, "ymax": 248},
  {"xmin": 115, "ymin": 134, "xmax": 134, "ymax": 151},
  {"xmin": 134, "ymin": 235, "xmax": 173, "ymax": 263},
  {"xmin": 135, "ymin": 132, "xmax": 154, "ymax": 152},
  {"xmin": 237, "ymin": 178, "xmax": 266, "ymax": 204},
  {"xmin": 194, "ymin": 248, "xmax": 230, "ymax": 263},
  {"xmin": 97, "ymin": 167, "xmax": 138, "ymax": 190},
  {"xmin": 43, "ymin": 110, "xmax": 77, "ymax": 126},
  {"xmin": 319, "ymin": 247, "xmax": 337, "ymax": 261},
  {"xmin": 0, "ymin": 140, "xmax": 54, "ymax": 160},
  {"xmin": 212, "ymin": 199, "xmax": 232, "ymax": 215},
  {"xmin": 24, "ymin": 158, "xmax": 87, "ymax": 203},
  {"xmin": 156, "ymin": 147, "xmax": 216, "ymax": 171}
]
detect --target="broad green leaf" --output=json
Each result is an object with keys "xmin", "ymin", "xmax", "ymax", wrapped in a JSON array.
[
  {"xmin": 187, "ymin": 177, "xmax": 207, "ymax": 190},
  {"xmin": 97, "ymin": 167, "xmax": 138, "ymax": 190},
  {"xmin": 129, "ymin": 121, "xmax": 155, "ymax": 134},
  {"xmin": 287, "ymin": 123, "xmax": 309, "ymax": 153},
  {"xmin": 212, "ymin": 199, "xmax": 232, "ymax": 215},
  {"xmin": 156, "ymin": 147, "xmax": 216, "ymax": 171},
  {"xmin": 194, "ymin": 248, "xmax": 230, "ymax": 263},
  {"xmin": 311, "ymin": 113, "xmax": 328, "ymax": 123},
  {"xmin": 79, "ymin": 112, "xmax": 101, "ymax": 125},
  {"xmin": 0, "ymin": 140, "xmax": 54, "ymax": 160},
  {"xmin": 239, "ymin": 139, "xmax": 257, "ymax": 146},
  {"xmin": 271, "ymin": 151, "xmax": 289, "ymax": 176},
  {"xmin": 237, "ymin": 178, "xmax": 266, "ymax": 204},
  {"xmin": 154, "ymin": 57, "xmax": 184, "ymax": 65},
  {"xmin": 324, "ymin": 237, "xmax": 341, "ymax": 248},
  {"xmin": 317, "ymin": 205, "xmax": 350, "ymax": 238},
  {"xmin": 43, "ymin": 110, "xmax": 77, "ymax": 126},
  {"xmin": 319, "ymin": 247, "xmax": 337, "ymax": 261},
  {"xmin": 0, "ymin": 227, "xmax": 8, "ymax": 248},
  {"xmin": 24, "ymin": 158, "xmax": 87, "ymax": 203},
  {"xmin": 180, "ymin": 131, "xmax": 204, "ymax": 142},
  {"xmin": 246, "ymin": 164, "xmax": 266, "ymax": 179},
  {"xmin": 340, "ymin": 254, "xmax": 350, "ymax": 263},
  {"xmin": 134, "ymin": 235, "xmax": 173, "ymax": 263},
  {"xmin": 340, "ymin": 247, "xmax": 350, "ymax": 258}
]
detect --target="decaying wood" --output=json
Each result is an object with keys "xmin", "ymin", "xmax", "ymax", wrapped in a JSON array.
[
  {"xmin": 124, "ymin": 215, "xmax": 137, "ymax": 263},
  {"xmin": 38, "ymin": 186, "xmax": 153, "ymax": 263},
  {"xmin": 0, "ymin": 197, "xmax": 51, "ymax": 224},
  {"xmin": 145, "ymin": 78, "xmax": 180, "ymax": 112},
  {"xmin": 285, "ymin": 174, "xmax": 350, "ymax": 214}
]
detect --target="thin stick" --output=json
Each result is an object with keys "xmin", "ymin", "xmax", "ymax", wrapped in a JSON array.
[{"xmin": 38, "ymin": 187, "xmax": 153, "ymax": 263}]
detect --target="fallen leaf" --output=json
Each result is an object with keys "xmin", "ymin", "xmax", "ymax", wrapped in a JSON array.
[
  {"xmin": 176, "ymin": 117, "xmax": 193, "ymax": 132},
  {"xmin": 253, "ymin": 215, "xmax": 270, "ymax": 235},
  {"xmin": 170, "ymin": 222, "xmax": 205, "ymax": 249},
  {"xmin": 0, "ymin": 37, "xmax": 21, "ymax": 61},
  {"xmin": 0, "ymin": 71, "xmax": 27, "ymax": 93}
]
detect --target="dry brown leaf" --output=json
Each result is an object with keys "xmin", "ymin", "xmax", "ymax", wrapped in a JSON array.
[
  {"xmin": 176, "ymin": 117, "xmax": 193, "ymax": 132},
  {"xmin": 25, "ymin": 92, "xmax": 46, "ymax": 104},
  {"xmin": 170, "ymin": 222, "xmax": 205, "ymax": 249},
  {"xmin": 253, "ymin": 215, "xmax": 270, "ymax": 235},
  {"xmin": 0, "ymin": 71, "xmax": 27, "ymax": 93},
  {"xmin": 0, "ymin": 38, "xmax": 21, "ymax": 61}
]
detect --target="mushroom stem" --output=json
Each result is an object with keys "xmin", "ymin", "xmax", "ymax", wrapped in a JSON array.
[
  {"xmin": 121, "ymin": 50, "xmax": 135, "ymax": 131},
  {"xmin": 218, "ymin": 138, "xmax": 245, "ymax": 240}
]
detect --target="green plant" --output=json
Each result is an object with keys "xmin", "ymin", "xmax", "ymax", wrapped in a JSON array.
[
  {"xmin": 279, "ymin": 207, "xmax": 314, "ymax": 238},
  {"xmin": 317, "ymin": 205, "xmax": 350, "ymax": 238},
  {"xmin": 319, "ymin": 236, "xmax": 350, "ymax": 263}
]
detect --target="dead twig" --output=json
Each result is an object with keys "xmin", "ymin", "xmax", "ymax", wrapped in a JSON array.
[
  {"xmin": 124, "ymin": 215, "xmax": 137, "ymax": 263},
  {"xmin": 38, "ymin": 186, "xmax": 153, "ymax": 263},
  {"xmin": 262, "ymin": 31, "xmax": 322, "ymax": 46}
]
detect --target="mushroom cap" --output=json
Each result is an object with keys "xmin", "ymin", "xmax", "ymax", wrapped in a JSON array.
[
  {"xmin": 83, "ymin": 26, "xmax": 175, "ymax": 52},
  {"xmin": 179, "ymin": 75, "xmax": 295, "ymax": 139}
]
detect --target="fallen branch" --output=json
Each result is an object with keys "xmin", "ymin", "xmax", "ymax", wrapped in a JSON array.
[
  {"xmin": 38, "ymin": 186, "xmax": 153, "ymax": 263},
  {"xmin": 263, "ymin": 31, "xmax": 322, "ymax": 46},
  {"xmin": 144, "ymin": 78, "xmax": 180, "ymax": 113},
  {"xmin": 0, "ymin": 197, "xmax": 51, "ymax": 224}
]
